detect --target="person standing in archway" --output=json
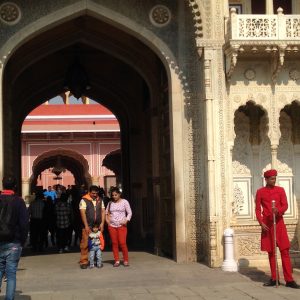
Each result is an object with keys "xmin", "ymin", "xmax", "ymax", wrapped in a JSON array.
[
  {"xmin": 255, "ymin": 169, "xmax": 300, "ymax": 289},
  {"xmin": 0, "ymin": 176, "xmax": 29, "ymax": 300},
  {"xmin": 79, "ymin": 186, "xmax": 105, "ymax": 269},
  {"xmin": 106, "ymin": 187, "xmax": 132, "ymax": 267}
]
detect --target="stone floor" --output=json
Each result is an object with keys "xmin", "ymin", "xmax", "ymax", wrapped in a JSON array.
[{"xmin": 1, "ymin": 250, "xmax": 300, "ymax": 300}]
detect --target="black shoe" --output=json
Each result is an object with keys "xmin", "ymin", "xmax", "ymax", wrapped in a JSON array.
[
  {"xmin": 80, "ymin": 264, "xmax": 88, "ymax": 269},
  {"xmin": 286, "ymin": 281, "xmax": 300, "ymax": 289},
  {"xmin": 263, "ymin": 279, "xmax": 280, "ymax": 286}
]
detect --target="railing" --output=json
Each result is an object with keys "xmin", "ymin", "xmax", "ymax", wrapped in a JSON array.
[{"xmin": 227, "ymin": 7, "xmax": 300, "ymax": 41}]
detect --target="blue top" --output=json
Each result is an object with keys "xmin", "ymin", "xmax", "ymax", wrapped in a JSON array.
[{"xmin": 44, "ymin": 190, "xmax": 57, "ymax": 201}]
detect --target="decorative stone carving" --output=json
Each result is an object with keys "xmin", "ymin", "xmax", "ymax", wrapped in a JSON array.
[
  {"xmin": 0, "ymin": 2, "xmax": 21, "ymax": 25},
  {"xmin": 277, "ymin": 111, "xmax": 293, "ymax": 173},
  {"xmin": 244, "ymin": 68, "xmax": 256, "ymax": 80},
  {"xmin": 289, "ymin": 68, "xmax": 300, "ymax": 81},
  {"xmin": 232, "ymin": 111, "xmax": 251, "ymax": 175},
  {"xmin": 232, "ymin": 185, "xmax": 245, "ymax": 215},
  {"xmin": 238, "ymin": 235, "xmax": 262, "ymax": 256},
  {"xmin": 187, "ymin": 0, "xmax": 203, "ymax": 38},
  {"xmin": 260, "ymin": 115, "xmax": 272, "ymax": 171},
  {"xmin": 149, "ymin": 5, "xmax": 171, "ymax": 27},
  {"xmin": 286, "ymin": 17, "xmax": 300, "ymax": 38}
]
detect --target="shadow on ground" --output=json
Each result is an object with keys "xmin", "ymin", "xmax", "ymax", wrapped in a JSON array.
[
  {"xmin": 0, "ymin": 290, "xmax": 31, "ymax": 299},
  {"xmin": 238, "ymin": 258, "xmax": 269, "ymax": 284}
]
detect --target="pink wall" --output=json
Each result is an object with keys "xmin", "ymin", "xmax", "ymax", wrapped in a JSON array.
[{"xmin": 22, "ymin": 137, "xmax": 120, "ymax": 190}]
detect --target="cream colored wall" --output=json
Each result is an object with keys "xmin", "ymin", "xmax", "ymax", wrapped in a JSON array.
[{"xmin": 227, "ymin": 60, "xmax": 300, "ymax": 266}]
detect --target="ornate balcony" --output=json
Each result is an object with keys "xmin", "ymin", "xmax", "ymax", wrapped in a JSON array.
[{"xmin": 224, "ymin": 7, "xmax": 300, "ymax": 81}]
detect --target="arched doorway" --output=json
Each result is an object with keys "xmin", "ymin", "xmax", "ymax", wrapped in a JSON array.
[
  {"xmin": 1, "ymin": 10, "xmax": 186, "ymax": 260},
  {"xmin": 30, "ymin": 148, "xmax": 92, "ymax": 192}
]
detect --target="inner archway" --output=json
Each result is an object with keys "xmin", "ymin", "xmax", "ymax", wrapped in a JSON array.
[
  {"xmin": 30, "ymin": 148, "xmax": 92, "ymax": 191},
  {"xmin": 3, "ymin": 14, "xmax": 176, "ymax": 258}
]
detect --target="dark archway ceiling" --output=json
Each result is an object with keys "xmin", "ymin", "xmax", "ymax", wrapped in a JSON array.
[{"xmin": 4, "ymin": 15, "xmax": 163, "ymax": 130}]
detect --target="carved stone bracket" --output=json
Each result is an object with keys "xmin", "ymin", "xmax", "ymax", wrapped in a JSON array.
[
  {"xmin": 225, "ymin": 44, "xmax": 240, "ymax": 80},
  {"xmin": 196, "ymin": 39, "xmax": 224, "ymax": 59},
  {"xmin": 271, "ymin": 45, "xmax": 286, "ymax": 83}
]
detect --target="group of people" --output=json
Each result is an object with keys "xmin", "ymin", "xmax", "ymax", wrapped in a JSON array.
[
  {"xmin": 0, "ymin": 178, "xmax": 132, "ymax": 299},
  {"xmin": 1, "ymin": 168, "xmax": 300, "ymax": 299},
  {"xmin": 27, "ymin": 183, "xmax": 133, "ymax": 269},
  {"xmin": 28, "ymin": 184, "xmax": 84, "ymax": 253},
  {"xmin": 79, "ymin": 185, "xmax": 132, "ymax": 269}
]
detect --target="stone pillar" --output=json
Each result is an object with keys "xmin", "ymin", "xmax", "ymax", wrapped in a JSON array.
[
  {"xmin": 252, "ymin": 145, "xmax": 261, "ymax": 192},
  {"xmin": 61, "ymin": 91, "xmax": 70, "ymax": 104},
  {"xmin": 293, "ymin": 0, "xmax": 300, "ymax": 14},
  {"xmin": 22, "ymin": 177, "xmax": 30, "ymax": 202},
  {"xmin": 91, "ymin": 176, "xmax": 99, "ymax": 186},
  {"xmin": 271, "ymin": 144, "xmax": 278, "ymax": 169},
  {"xmin": 82, "ymin": 96, "xmax": 89, "ymax": 104},
  {"xmin": 203, "ymin": 49, "xmax": 219, "ymax": 267},
  {"xmin": 266, "ymin": 0, "xmax": 274, "ymax": 14}
]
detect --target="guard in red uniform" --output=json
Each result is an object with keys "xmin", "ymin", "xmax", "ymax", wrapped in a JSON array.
[{"xmin": 255, "ymin": 169, "xmax": 300, "ymax": 288}]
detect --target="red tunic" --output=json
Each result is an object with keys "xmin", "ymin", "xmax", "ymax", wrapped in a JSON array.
[{"xmin": 255, "ymin": 186, "xmax": 290, "ymax": 252}]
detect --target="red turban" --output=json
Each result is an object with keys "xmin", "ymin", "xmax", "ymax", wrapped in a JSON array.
[{"xmin": 263, "ymin": 169, "xmax": 277, "ymax": 178}]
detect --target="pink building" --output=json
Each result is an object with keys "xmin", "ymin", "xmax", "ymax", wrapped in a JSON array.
[{"xmin": 21, "ymin": 101, "xmax": 120, "ymax": 198}]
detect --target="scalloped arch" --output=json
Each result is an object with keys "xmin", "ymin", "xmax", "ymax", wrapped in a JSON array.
[
  {"xmin": 32, "ymin": 148, "xmax": 90, "ymax": 172},
  {"xmin": 31, "ymin": 148, "xmax": 92, "ymax": 190},
  {"xmin": 277, "ymin": 93, "xmax": 300, "ymax": 113},
  {"xmin": 232, "ymin": 99, "xmax": 270, "ymax": 143}
]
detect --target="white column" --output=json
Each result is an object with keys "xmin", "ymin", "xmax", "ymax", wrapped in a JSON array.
[
  {"xmin": 204, "ymin": 50, "xmax": 216, "ymax": 218},
  {"xmin": 91, "ymin": 176, "xmax": 99, "ymax": 186},
  {"xmin": 271, "ymin": 144, "xmax": 278, "ymax": 169},
  {"xmin": 222, "ymin": 228, "xmax": 238, "ymax": 271},
  {"xmin": 22, "ymin": 177, "xmax": 30, "ymax": 202},
  {"xmin": 293, "ymin": 0, "xmax": 300, "ymax": 14},
  {"xmin": 266, "ymin": 0, "xmax": 274, "ymax": 14},
  {"xmin": 203, "ymin": 49, "xmax": 219, "ymax": 267}
]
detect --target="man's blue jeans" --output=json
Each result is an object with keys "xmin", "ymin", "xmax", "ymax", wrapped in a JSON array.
[{"xmin": 0, "ymin": 242, "xmax": 22, "ymax": 300}]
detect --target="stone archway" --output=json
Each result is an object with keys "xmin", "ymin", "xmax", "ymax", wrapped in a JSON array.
[
  {"xmin": 30, "ymin": 148, "xmax": 92, "ymax": 192},
  {"xmin": 0, "ymin": 5, "xmax": 189, "ymax": 261},
  {"xmin": 102, "ymin": 149, "xmax": 121, "ymax": 185}
]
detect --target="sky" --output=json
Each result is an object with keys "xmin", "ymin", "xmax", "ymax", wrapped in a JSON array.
[{"xmin": 48, "ymin": 95, "xmax": 98, "ymax": 105}]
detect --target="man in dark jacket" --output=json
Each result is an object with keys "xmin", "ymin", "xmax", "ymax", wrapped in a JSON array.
[
  {"xmin": 79, "ymin": 185, "xmax": 105, "ymax": 269},
  {"xmin": 0, "ymin": 176, "xmax": 29, "ymax": 300}
]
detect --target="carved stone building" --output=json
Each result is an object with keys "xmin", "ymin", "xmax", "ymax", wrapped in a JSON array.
[{"xmin": 0, "ymin": 0, "xmax": 300, "ymax": 267}]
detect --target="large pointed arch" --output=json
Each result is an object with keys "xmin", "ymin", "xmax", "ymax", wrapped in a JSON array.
[{"xmin": 0, "ymin": 3, "xmax": 189, "ymax": 262}]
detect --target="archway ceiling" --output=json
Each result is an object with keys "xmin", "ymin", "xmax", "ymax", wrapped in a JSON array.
[{"xmin": 4, "ymin": 15, "xmax": 163, "ymax": 126}]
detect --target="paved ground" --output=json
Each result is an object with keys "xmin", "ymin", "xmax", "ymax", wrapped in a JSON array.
[{"xmin": 1, "ymin": 249, "xmax": 300, "ymax": 300}]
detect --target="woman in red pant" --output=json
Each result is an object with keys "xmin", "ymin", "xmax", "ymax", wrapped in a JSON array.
[{"xmin": 106, "ymin": 187, "xmax": 132, "ymax": 267}]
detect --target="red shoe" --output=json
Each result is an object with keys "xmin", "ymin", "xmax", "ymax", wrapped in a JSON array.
[{"xmin": 123, "ymin": 261, "xmax": 129, "ymax": 267}]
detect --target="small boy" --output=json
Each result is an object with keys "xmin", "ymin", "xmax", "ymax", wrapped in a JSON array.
[{"xmin": 88, "ymin": 223, "xmax": 105, "ymax": 268}]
